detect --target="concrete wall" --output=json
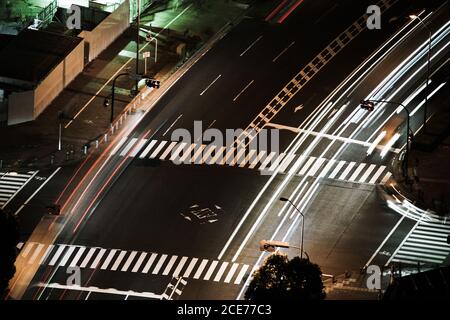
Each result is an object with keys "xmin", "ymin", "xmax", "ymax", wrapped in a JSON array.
[
  {"xmin": 7, "ymin": 90, "xmax": 34, "ymax": 125},
  {"xmin": 34, "ymin": 39, "xmax": 84, "ymax": 118},
  {"xmin": 80, "ymin": 0, "xmax": 130, "ymax": 63}
]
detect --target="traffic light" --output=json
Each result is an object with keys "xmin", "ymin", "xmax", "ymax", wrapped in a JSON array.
[
  {"xmin": 146, "ymin": 79, "xmax": 161, "ymax": 89},
  {"xmin": 146, "ymin": 31, "xmax": 153, "ymax": 42}
]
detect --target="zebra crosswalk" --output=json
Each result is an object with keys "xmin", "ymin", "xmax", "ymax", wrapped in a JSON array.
[
  {"xmin": 112, "ymin": 138, "xmax": 392, "ymax": 185},
  {"xmin": 0, "ymin": 171, "xmax": 37, "ymax": 209},
  {"xmin": 389, "ymin": 217, "xmax": 450, "ymax": 265},
  {"xmin": 17, "ymin": 242, "xmax": 252, "ymax": 285}
]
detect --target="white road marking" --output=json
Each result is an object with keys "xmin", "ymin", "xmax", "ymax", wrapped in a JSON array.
[
  {"xmin": 277, "ymin": 153, "xmax": 296, "ymax": 173},
  {"xmin": 317, "ymin": 159, "xmax": 335, "ymax": 178},
  {"xmin": 368, "ymin": 166, "xmax": 386, "ymax": 184},
  {"xmin": 48, "ymin": 245, "xmax": 67, "ymax": 266},
  {"xmin": 233, "ymin": 80, "xmax": 254, "ymax": 101},
  {"xmin": 224, "ymin": 263, "xmax": 239, "ymax": 283},
  {"xmin": 119, "ymin": 138, "xmax": 138, "ymax": 156},
  {"xmin": 200, "ymin": 74, "xmax": 222, "ymax": 96},
  {"xmin": 213, "ymin": 262, "xmax": 229, "ymax": 282},
  {"xmin": 21, "ymin": 242, "xmax": 34, "ymax": 258},
  {"xmin": 28, "ymin": 244, "xmax": 44, "ymax": 265},
  {"xmin": 159, "ymin": 141, "xmax": 177, "ymax": 160},
  {"xmin": 69, "ymin": 247, "xmax": 86, "ymax": 267},
  {"xmin": 38, "ymin": 245, "xmax": 55, "ymax": 265},
  {"xmin": 359, "ymin": 164, "xmax": 376, "ymax": 183},
  {"xmin": 152, "ymin": 254, "xmax": 168, "ymax": 274},
  {"xmin": 234, "ymin": 264, "xmax": 250, "ymax": 285},
  {"xmin": 193, "ymin": 259, "xmax": 209, "ymax": 279},
  {"xmin": 162, "ymin": 255, "xmax": 178, "ymax": 275},
  {"xmin": 100, "ymin": 249, "xmax": 117, "ymax": 270},
  {"xmin": 258, "ymin": 152, "xmax": 277, "ymax": 171},
  {"xmin": 110, "ymin": 250, "xmax": 127, "ymax": 271},
  {"xmin": 139, "ymin": 140, "xmax": 158, "ymax": 158},
  {"xmin": 338, "ymin": 161, "xmax": 356, "ymax": 180},
  {"xmin": 163, "ymin": 114, "xmax": 183, "ymax": 136},
  {"xmin": 191, "ymin": 145, "xmax": 206, "ymax": 163},
  {"xmin": 306, "ymin": 158, "xmax": 325, "ymax": 176},
  {"xmin": 273, "ymin": 41, "xmax": 296, "ymax": 62},
  {"xmin": 230, "ymin": 148, "xmax": 246, "ymax": 166},
  {"xmin": 131, "ymin": 252, "xmax": 148, "ymax": 273},
  {"xmin": 240, "ymin": 36, "xmax": 263, "ymax": 57},
  {"xmin": 129, "ymin": 139, "xmax": 148, "ymax": 157},
  {"xmin": 298, "ymin": 157, "xmax": 316, "ymax": 175},
  {"xmin": 203, "ymin": 260, "xmax": 219, "ymax": 281},
  {"xmin": 90, "ymin": 248, "xmax": 106, "ymax": 269},
  {"xmin": 179, "ymin": 143, "xmax": 196, "ymax": 163},
  {"xmin": 80, "ymin": 248, "xmax": 97, "ymax": 268},
  {"xmin": 149, "ymin": 141, "xmax": 167, "ymax": 158},
  {"xmin": 172, "ymin": 256, "xmax": 188, "ymax": 277},
  {"xmin": 120, "ymin": 251, "xmax": 137, "ymax": 272},
  {"xmin": 110, "ymin": 137, "xmax": 128, "ymax": 156},
  {"xmin": 329, "ymin": 160, "xmax": 346, "ymax": 179},
  {"xmin": 142, "ymin": 253, "xmax": 158, "ymax": 273},
  {"xmin": 348, "ymin": 163, "xmax": 366, "ymax": 182},
  {"xmin": 183, "ymin": 258, "xmax": 198, "ymax": 278}
]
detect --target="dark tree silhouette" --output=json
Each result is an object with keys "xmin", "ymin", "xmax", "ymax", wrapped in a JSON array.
[
  {"xmin": 245, "ymin": 253, "xmax": 326, "ymax": 300},
  {"xmin": 0, "ymin": 209, "xmax": 20, "ymax": 298}
]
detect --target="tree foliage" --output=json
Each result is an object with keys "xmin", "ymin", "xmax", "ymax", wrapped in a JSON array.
[
  {"xmin": 0, "ymin": 209, "xmax": 20, "ymax": 298},
  {"xmin": 245, "ymin": 253, "xmax": 326, "ymax": 300}
]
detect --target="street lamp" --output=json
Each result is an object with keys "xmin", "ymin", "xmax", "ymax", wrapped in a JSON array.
[
  {"xmin": 105, "ymin": 73, "xmax": 160, "ymax": 124},
  {"xmin": 410, "ymin": 14, "xmax": 432, "ymax": 132},
  {"xmin": 279, "ymin": 197, "xmax": 305, "ymax": 259},
  {"xmin": 360, "ymin": 99, "xmax": 413, "ymax": 178}
]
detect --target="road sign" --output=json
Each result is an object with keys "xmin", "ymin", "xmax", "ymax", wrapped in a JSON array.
[{"xmin": 143, "ymin": 51, "xmax": 151, "ymax": 58}]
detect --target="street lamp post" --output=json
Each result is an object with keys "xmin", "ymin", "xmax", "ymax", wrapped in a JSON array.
[
  {"xmin": 280, "ymin": 197, "xmax": 305, "ymax": 259},
  {"xmin": 135, "ymin": 0, "xmax": 141, "ymax": 93},
  {"xmin": 410, "ymin": 14, "xmax": 432, "ymax": 132},
  {"xmin": 361, "ymin": 100, "xmax": 412, "ymax": 178},
  {"xmin": 110, "ymin": 73, "xmax": 129, "ymax": 124}
]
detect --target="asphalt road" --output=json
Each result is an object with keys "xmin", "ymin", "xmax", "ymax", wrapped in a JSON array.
[{"xmin": 9, "ymin": 0, "xmax": 449, "ymax": 300}]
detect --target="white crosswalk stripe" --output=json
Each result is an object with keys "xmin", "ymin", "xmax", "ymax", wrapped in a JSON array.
[
  {"xmin": 112, "ymin": 138, "xmax": 391, "ymax": 185},
  {"xmin": 142, "ymin": 253, "xmax": 158, "ymax": 273},
  {"xmin": 149, "ymin": 141, "xmax": 167, "ymax": 158},
  {"xmin": 183, "ymin": 258, "xmax": 198, "ymax": 278},
  {"xmin": 131, "ymin": 252, "xmax": 147, "ymax": 273},
  {"xmin": 121, "ymin": 251, "xmax": 138, "ymax": 272},
  {"xmin": 203, "ymin": 260, "xmax": 219, "ymax": 281},
  {"xmin": 338, "ymin": 161, "xmax": 356, "ymax": 180},
  {"xmin": 1, "ymin": 171, "xmax": 37, "ymax": 208},
  {"xmin": 111, "ymin": 250, "xmax": 127, "ymax": 271},
  {"xmin": 390, "ymin": 218, "xmax": 450, "ymax": 265},
  {"xmin": 17, "ymin": 242, "xmax": 253, "ymax": 285},
  {"xmin": 162, "ymin": 255, "xmax": 178, "ymax": 275},
  {"xmin": 139, "ymin": 140, "xmax": 158, "ymax": 159},
  {"xmin": 193, "ymin": 259, "xmax": 209, "ymax": 279},
  {"xmin": 119, "ymin": 138, "xmax": 138, "ymax": 156}
]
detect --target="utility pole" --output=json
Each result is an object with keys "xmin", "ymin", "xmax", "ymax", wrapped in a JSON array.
[{"xmin": 135, "ymin": 0, "xmax": 141, "ymax": 94}]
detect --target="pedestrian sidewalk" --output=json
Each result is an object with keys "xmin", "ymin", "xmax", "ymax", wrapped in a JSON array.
[
  {"xmin": 0, "ymin": 0, "xmax": 250, "ymax": 173},
  {"xmin": 323, "ymin": 270, "xmax": 382, "ymax": 300}
]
